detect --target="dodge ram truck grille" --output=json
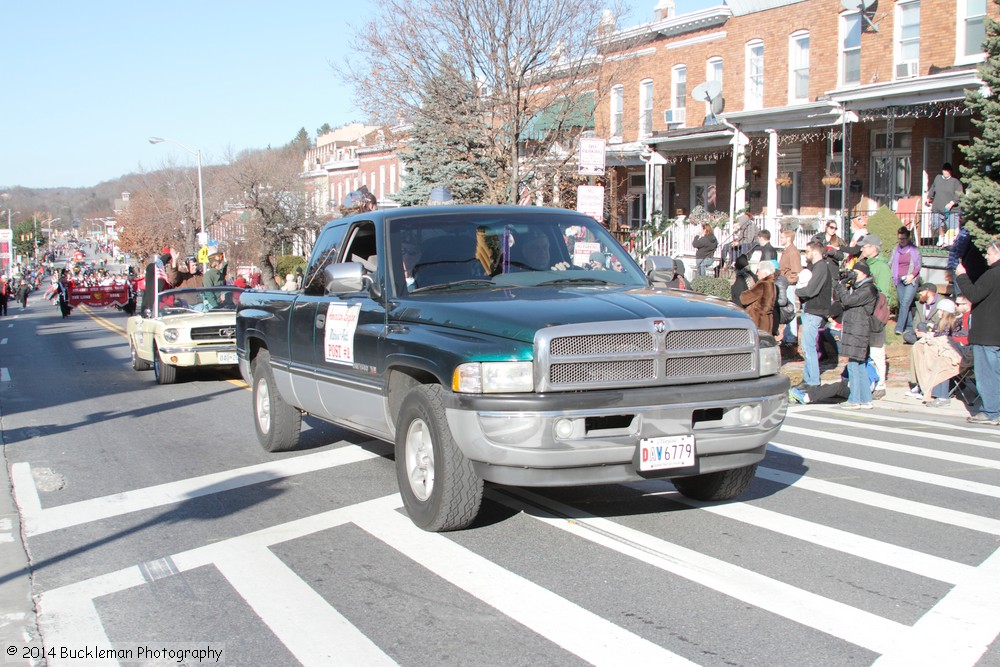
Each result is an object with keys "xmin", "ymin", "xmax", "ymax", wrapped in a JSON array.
[{"xmin": 536, "ymin": 318, "xmax": 758, "ymax": 391}]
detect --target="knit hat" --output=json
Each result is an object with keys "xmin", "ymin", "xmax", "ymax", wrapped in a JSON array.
[
  {"xmin": 937, "ymin": 299, "xmax": 956, "ymax": 314},
  {"xmin": 860, "ymin": 234, "xmax": 881, "ymax": 248},
  {"xmin": 854, "ymin": 261, "xmax": 872, "ymax": 277}
]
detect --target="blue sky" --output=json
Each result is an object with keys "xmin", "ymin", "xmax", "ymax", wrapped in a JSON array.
[{"xmin": 0, "ymin": 1, "xmax": 717, "ymax": 189}]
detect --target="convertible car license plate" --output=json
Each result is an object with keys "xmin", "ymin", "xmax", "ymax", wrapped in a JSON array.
[
  {"xmin": 218, "ymin": 352, "xmax": 238, "ymax": 365},
  {"xmin": 638, "ymin": 435, "xmax": 696, "ymax": 471}
]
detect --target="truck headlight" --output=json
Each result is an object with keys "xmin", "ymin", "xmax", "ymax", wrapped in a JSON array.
[
  {"xmin": 758, "ymin": 332, "xmax": 780, "ymax": 376},
  {"xmin": 453, "ymin": 362, "xmax": 534, "ymax": 393},
  {"xmin": 163, "ymin": 328, "xmax": 180, "ymax": 343}
]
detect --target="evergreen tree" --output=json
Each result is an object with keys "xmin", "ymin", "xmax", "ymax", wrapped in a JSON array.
[
  {"xmin": 959, "ymin": 0, "xmax": 1000, "ymax": 248},
  {"xmin": 395, "ymin": 62, "xmax": 499, "ymax": 206}
]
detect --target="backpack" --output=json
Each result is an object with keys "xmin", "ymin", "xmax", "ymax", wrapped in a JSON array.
[
  {"xmin": 870, "ymin": 290, "xmax": 889, "ymax": 332},
  {"xmin": 774, "ymin": 275, "xmax": 795, "ymax": 324}
]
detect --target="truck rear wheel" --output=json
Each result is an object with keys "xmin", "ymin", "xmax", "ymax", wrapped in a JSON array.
[
  {"xmin": 252, "ymin": 349, "xmax": 301, "ymax": 452},
  {"xmin": 395, "ymin": 385, "xmax": 483, "ymax": 531},
  {"xmin": 672, "ymin": 463, "xmax": 758, "ymax": 501}
]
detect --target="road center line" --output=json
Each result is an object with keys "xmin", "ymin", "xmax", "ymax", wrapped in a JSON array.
[{"xmin": 13, "ymin": 444, "xmax": 388, "ymax": 536}]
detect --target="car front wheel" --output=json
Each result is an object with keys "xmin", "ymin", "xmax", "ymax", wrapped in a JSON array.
[
  {"xmin": 153, "ymin": 344, "xmax": 177, "ymax": 384},
  {"xmin": 252, "ymin": 349, "xmax": 301, "ymax": 452},
  {"xmin": 130, "ymin": 339, "xmax": 151, "ymax": 371},
  {"xmin": 395, "ymin": 385, "xmax": 483, "ymax": 531}
]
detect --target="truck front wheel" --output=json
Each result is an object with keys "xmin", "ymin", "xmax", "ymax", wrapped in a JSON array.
[
  {"xmin": 252, "ymin": 349, "xmax": 301, "ymax": 452},
  {"xmin": 395, "ymin": 385, "xmax": 483, "ymax": 531},
  {"xmin": 672, "ymin": 463, "xmax": 758, "ymax": 501}
]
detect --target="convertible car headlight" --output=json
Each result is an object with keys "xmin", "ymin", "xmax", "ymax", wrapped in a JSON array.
[
  {"xmin": 453, "ymin": 361, "xmax": 534, "ymax": 393},
  {"xmin": 758, "ymin": 332, "xmax": 780, "ymax": 376},
  {"xmin": 163, "ymin": 328, "xmax": 180, "ymax": 343}
]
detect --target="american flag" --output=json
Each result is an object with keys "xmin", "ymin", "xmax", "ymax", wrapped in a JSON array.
[
  {"xmin": 517, "ymin": 183, "xmax": 532, "ymax": 206},
  {"xmin": 154, "ymin": 259, "xmax": 169, "ymax": 286}
]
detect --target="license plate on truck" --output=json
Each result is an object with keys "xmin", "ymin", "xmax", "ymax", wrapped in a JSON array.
[
  {"xmin": 638, "ymin": 435, "xmax": 696, "ymax": 471},
  {"xmin": 218, "ymin": 352, "xmax": 238, "ymax": 364}
]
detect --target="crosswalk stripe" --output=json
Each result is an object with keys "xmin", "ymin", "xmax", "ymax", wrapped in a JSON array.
[
  {"xmin": 756, "ymin": 467, "xmax": 1000, "ymax": 535},
  {"xmin": 769, "ymin": 442, "xmax": 1000, "ymax": 499},
  {"xmin": 37, "ymin": 568, "xmax": 146, "ymax": 667},
  {"xmin": 354, "ymin": 501, "xmax": 695, "ymax": 666},
  {"xmin": 12, "ymin": 444, "xmax": 389, "ymax": 536},
  {"xmin": 871, "ymin": 546, "xmax": 1000, "ymax": 666},
  {"xmin": 493, "ymin": 488, "xmax": 907, "ymax": 655},
  {"xmin": 779, "ymin": 424, "xmax": 1000, "ymax": 470},
  {"xmin": 213, "ymin": 548, "xmax": 396, "ymax": 667},
  {"xmin": 787, "ymin": 413, "xmax": 1000, "ymax": 451},
  {"xmin": 626, "ymin": 480, "xmax": 974, "ymax": 585},
  {"xmin": 799, "ymin": 405, "xmax": 1000, "ymax": 436}
]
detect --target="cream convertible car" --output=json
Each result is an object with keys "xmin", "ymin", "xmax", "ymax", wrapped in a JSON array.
[{"xmin": 126, "ymin": 286, "xmax": 244, "ymax": 384}]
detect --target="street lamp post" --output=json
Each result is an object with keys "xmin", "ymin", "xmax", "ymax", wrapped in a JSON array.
[{"xmin": 148, "ymin": 136, "xmax": 206, "ymax": 262}]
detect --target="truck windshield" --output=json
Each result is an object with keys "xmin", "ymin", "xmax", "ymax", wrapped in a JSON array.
[{"xmin": 389, "ymin": 211, "xmax": 646, "ymax": 294}]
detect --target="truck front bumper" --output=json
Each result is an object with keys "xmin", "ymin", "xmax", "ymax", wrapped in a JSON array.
[{"xmin": 443, "ymin": 374, "xmax": 789, "ymax": 487}]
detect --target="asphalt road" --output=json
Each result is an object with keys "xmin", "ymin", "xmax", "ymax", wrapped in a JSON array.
[{"xmin": 1, "ymin": 298, "xmax": 999, "ymax": 666}]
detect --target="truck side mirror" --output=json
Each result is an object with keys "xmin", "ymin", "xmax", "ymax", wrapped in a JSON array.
[{"xmin": 323, "ymin": 262, "xmax": 365, "ymax": 294}]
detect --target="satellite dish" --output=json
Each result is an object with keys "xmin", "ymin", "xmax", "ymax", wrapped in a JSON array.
[
  {"xmin": 840, "ymin": 0, "xmax": 878, "ymax": 32},
  {"xmin": 691, "ymin": 80, "xmax": 724, "ymax": 126}
]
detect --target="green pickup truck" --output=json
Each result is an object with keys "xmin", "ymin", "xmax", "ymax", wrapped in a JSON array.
[{"xmin": 236, "ymin": 205, "xmax": 788, "ymax": 531}]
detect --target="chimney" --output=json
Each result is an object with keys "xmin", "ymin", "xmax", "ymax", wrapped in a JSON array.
[{"xmin": 654, "ymin": 0, "xmax": 676, "ymax": 21}]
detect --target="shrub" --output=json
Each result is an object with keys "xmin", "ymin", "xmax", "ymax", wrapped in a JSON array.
[
  {"xmin": 275, "ymin": 255, "xmax": 307, "ymax": 281},
  {"xmin": 691, "ymin": 276, "xmax": 732, "ymax": 300}
]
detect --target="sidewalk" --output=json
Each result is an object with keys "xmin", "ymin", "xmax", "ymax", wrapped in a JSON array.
[{"xmin": 778, "ymin": 342, "xmax": 975, "ymax": 418}]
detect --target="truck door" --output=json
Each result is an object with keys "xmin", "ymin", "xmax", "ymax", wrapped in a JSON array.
[
  {"xmin": 313, "ymin": 220, "xmax": 388, "ymax": 435},
  {"xmin": 288, "ymin": 223, "xmax": 348, "ymax": 417}
]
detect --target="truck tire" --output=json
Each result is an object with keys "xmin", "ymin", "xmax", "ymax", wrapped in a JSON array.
[
  {"xmin": 252, "ymin": 349, "xmax": 301, "ymax": 452},
  {"xmin": 153, "ymin": 344, "xmax": 177, "ymax": 384},
  {"xmin": 130, "ymin": 339, "xmax": 151, "ymax": 371},
  {"xmin": 672, "ymin": 463, "xmax": 758, "ymax": 501},
  {"xmin": 395, "ymin": 385, "xmax": 483, "ymax": 531}
]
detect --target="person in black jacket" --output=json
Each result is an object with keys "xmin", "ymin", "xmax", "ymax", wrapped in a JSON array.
[
  {"xmin": 730, "ymin": 255, "xmax": 755, "ymax": 305},
  {"xmin": 692, "ymin": 223, "xmax": 718, "ymax": 276},
  {"xmin": 795, "ymin": 241, "xmax": 833, "ymax": 388},
  {"xmin": 834, "ymin": 261, "xmax": 878, "ymax": 409},
  {"xmin": 955, "ymin": 239, "xmax": 1000, "ymax": 424}
]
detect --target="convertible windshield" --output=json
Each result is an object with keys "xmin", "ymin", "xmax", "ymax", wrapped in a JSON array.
[
  {"xmin": 157, "ymin": 287, "xmax": 243, "ymax": 314},
  {"xmin": 388, "ymin": 211, "xmax": 645, "ymax": 294}
]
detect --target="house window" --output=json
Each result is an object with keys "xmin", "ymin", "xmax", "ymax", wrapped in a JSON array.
[
  {"xmin": 841, "ymin": 12, "xmax": 862, "ymax": 85},
  {"xmin": 639, "ymin": 79, "xmax": 654, "ymax": 137},
  {"xmin": 896, "ymin": 1, "xmax": 920, "ymax": 75},
  {"xmin": 610, "ymin": 85, "xmax": 624, "ymax": 141},
  {"xmin": 691, "ymin": 162, "xmax": 718, "ymax": 213},
  {"xmin": 870, "ymin": 131, "xmax": 913, "ymax": 206},
  {"xmin": 745, "ymin": 40, "xmax": 764, "ymax": 110},
  {"xmin": 958, "ymin": 0, "xmax": 987, "ymax": 61},
  {"xmin": 788, "ymin": 32, "xmax": 809, "ymax": 103},
  {"xmin": 671, "ymin": 66, "xmax": 686, "ymax": 126}
]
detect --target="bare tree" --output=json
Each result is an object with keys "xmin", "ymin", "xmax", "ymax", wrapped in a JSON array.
[
  {"xmin": 220, "ymin": 144, "xmax": 322, "ymax": 288},
  {"xmin": 339, "ymin": 0, "xmax": 630, "ymax": 205},
  {"xmin": 115, "ymin": 165, "xmax": 199, "ymax": 260}
]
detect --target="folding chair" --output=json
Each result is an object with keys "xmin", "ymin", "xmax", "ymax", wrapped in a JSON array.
[{"xmin": 949, "ymin": 365, "xmax": 979, "ymax": 407}]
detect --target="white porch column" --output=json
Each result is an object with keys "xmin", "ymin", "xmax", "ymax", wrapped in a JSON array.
[
  {"xmin": 730, "ymin": 128, "xmax": 749, "ymax": 219},
  {"xmin": 766, "ymin": 128, "xmax": 779, "ymax": 221}
]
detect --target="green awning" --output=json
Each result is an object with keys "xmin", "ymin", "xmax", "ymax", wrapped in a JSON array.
[{"xmin": 522, "ymin": 91, "xmax": 595, "ymax": 141}]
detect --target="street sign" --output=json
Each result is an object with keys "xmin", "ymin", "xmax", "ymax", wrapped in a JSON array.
[
  {"xmin": 197, "ymin": 246, "xmax": 210, "ymax": 264},
  {"xmin": 576, "ymin": 185, "xmax": 605, "ymax": 222},
  {"xmin": 197, "ymin": 232, "xmax": 209, "ymax": 246},
  {"xmin": 578, "ymin": 138, "xmax": 606, "ymax": 176}
]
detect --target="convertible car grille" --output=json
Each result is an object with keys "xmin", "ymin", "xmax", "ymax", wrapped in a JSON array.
[
  {"xmin": 191, "ymin": 326, "xmax": 236, "ymax": 341},
  {"xmin": 538, "ymin": 320, "xmax": 757, "ymax": 391}
]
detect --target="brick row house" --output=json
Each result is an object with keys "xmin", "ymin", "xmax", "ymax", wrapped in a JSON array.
[
  {"xmin": 302, "ymin": 123, "xmax": 406, "ymax": 217},
  {"xmin": 597, "ymin": 0, "xmax": 997, "ymax": 251}
]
